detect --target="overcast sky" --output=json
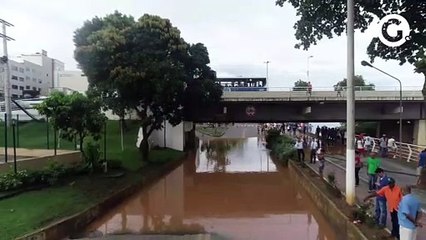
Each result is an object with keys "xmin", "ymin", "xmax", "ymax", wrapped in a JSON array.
[{"xmin": 1, "ymin": 0, "xmax": 423, "ymax": 90}]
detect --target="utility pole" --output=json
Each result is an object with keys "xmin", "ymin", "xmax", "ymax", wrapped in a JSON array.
[
  {"xmin": 346, "ymin": 0, "xmax": 356, "ymax": 206},
  {"xmin": 264, "ymin": 61, "xmax": 270, "ymax": 91},
  {"xmin": 0, "ymin": 18, "xmax": 14, "ymax": 127}
]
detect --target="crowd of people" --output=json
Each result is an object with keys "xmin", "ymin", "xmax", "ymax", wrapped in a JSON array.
[
  {"xmin": 284, "ymin": 124, "xmax": 426, "ymax": 240},
  {"xmin": 362, "ymin": 150, "xmax": 423, "ymax": 240}
]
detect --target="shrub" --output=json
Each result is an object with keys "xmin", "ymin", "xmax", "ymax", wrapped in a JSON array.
[
  {"xmin": 265, "ymin": 128, "xmax": 281, "ymax": 149},
  {"xmin": 83, "ymin": 139, "xmax": 101, "ymax": 172},
  {"xmin": 43, "ymin": 161, "xmax": 67, "ymax": 185},
  {"xmin": 327, "ymin": 172, "xmax": 336, "ymax": 186},
  {"xmin": 0, "ymin": 170, "xmax": 28, "ymax": 191}
]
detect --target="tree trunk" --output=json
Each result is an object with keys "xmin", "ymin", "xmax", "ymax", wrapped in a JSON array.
[
  {"xmin": 139, "ymin": 125, "xmax": 150, "ymax": 162},
  {"xmin": 422, "ymin": 73, "xmax": 426, "ymax": 97},
  {"xmin": 79, "ymin": 132, "xmax": 84, "ymax": 152}
]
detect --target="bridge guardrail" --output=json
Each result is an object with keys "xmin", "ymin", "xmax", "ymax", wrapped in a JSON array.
[
  {"xmin": 267, "ymin": 86, "xmax": 423, "ymax": 92},
  {"xmin": 371, "ymin": 138, "xmax": 425, "ymax": 163}
]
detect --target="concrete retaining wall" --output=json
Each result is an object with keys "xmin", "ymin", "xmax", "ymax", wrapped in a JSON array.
[
  {"xmin": 288, "ymin": 161, "xmax": 368, "ymax": 240},
  {"xmin": 0, "ymin": 151, "xmax": 82, "ymax": 173}
]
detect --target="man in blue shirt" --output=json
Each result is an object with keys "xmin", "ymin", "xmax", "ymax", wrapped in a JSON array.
[
  {"xmin": 398, "ymin": 185, "xmax": 422, "ymax": 240},
  {"xmin": 375, "ymin": 168, "xmax": 389, "ymax": 228},
  {"xmin": 417, "ymin": 149, "xmax": 426, "ymax": 185}
]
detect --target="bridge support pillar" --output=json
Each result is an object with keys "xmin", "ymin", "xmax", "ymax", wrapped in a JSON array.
[{"xmin": 413, "ymin": 120, "xmax": 426, "ymax": 146}]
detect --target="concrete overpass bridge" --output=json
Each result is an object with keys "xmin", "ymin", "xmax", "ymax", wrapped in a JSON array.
[{"xmin": 185, "ymin": 90, "xmax": 426, "ymax": 144}]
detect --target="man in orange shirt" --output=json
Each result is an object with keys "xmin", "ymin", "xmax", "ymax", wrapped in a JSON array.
[{"xmin": 364, "ymin": 177, "xmax": 402, "ymax": 239}]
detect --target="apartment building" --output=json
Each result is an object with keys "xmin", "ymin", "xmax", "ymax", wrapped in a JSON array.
[{"xmin": 0, "ymin": 50, "xmax": 64, "ymax": 98}]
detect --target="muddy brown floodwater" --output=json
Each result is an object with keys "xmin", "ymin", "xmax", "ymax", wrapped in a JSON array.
[{"xmin": 75, "ymin": 133, "xmax": 343, "ymax": 240}]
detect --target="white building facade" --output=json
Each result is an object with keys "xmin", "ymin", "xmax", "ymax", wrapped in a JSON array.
[{"xmin": 0, "ymin": 50, "xmax": 64, "ymax": 98}]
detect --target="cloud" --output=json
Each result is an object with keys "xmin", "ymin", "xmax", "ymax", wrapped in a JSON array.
[{"xmin": 0, "ymin": 0, "xmax": 423, "ymax": 90}]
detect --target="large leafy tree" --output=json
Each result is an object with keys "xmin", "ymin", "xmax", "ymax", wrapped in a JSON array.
[
  {"xmin": 334, "ymin": 75, "xmax": 375, "ymax": 91},
  {"xmin": 36, "ymin": 92, "xmax": 106, "ymax": 151},
  {"xmin": 292, "ymin": 79, "xmax": 309, "ymax": 91},
  {"xmin": 74, "ymin": 12, "xmax": 222, "ymax": 161},
  {"xmin": 275, "ymin": 0, "xmax": 426, "ymax": 92}
]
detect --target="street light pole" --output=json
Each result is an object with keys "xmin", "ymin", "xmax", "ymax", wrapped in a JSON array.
[
  {"xmin": 307, "ymin": 55, "xmax": 313, "ymax": 82},
  {"xmin": 346, "ymin": 0, "xmax": 356, "ymax": 206},
  {"xmin": 361, "ymin": 60, "xmax": 403, "ymax": 161},
  {"xmin": 264, "ymin": 61, "xmax": 270, "ymax": 90}
]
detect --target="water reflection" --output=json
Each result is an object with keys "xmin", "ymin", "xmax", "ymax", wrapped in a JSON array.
[
  {"xmin": 81, "ymin": 135, "xmax": 339, "ymax": 240},
  {"xmin": 197, "ymin": 138, "xmax": 275, "ymax": 173}
]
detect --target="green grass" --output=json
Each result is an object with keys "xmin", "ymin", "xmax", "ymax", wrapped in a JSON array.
[
  {"xmin": 0, "ymin": 120, "xmax": 185, "ymax": 239},
  {"xmin": 0, "ymin": 172, "xmax": 142, "ymax": 240}
]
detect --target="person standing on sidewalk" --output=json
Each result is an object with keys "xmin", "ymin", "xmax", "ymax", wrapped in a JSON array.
[
  {"xmin": 355, "ymin": 151, "xmax": 363, "ymax": 187},
  {"xmin": 367, "ymin": 151, "xmax": 381, "ymax": 192},
  {"xmin": 398, "ymin": 185, "xmax": 422, "ymax": 240},
  {"xmin": 294, "ymin": 138, "xmax": 305, "ymax": 162},
  {"xmin": 375, "ymin": 168, "xmax": 389, "ymax": 228},
  {"xmin": 380, "ymin": 134, "xmax": 389, "ymax": 158},
  {"xmin": 364, "ymin": 177, "xmax": 402, "ymax": 239},
  {"xmin": 416, "ymin": 149, "xmax": 426, "ymax": 185},
  {"xmin": 309, "ymin": 138, "xmax": 319, "ymax": 164}
]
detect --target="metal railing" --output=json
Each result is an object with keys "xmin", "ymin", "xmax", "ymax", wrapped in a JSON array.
[
  {"xmin": 371, "ymin": 138, "xmax": 425, "ymax": 163},
  {"xmin": 265, "ymin": 86, "xmax": 423, "ymax": 92}
]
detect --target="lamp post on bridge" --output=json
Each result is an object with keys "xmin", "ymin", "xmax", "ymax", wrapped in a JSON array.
[
  {"xmin": 264, "ymin": 60, "xmax": 270, "ymax": 91},
  {"xmin": 361, "ymin": 60, "xmax": 403, "ymax": 161},
  {"xmin": 307, "ymin": 55, "xmax": 313, "ymax": 83}
]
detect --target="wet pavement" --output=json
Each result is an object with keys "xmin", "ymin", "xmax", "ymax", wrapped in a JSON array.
[
  {"xmin": 73, "ymin": 127, "xmax": 342, "ymax": 240},
  {"xmin": 305, "ymin": 149, "xmax": 426, "ymax": 239}
]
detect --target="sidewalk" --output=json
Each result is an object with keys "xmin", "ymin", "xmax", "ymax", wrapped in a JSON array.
[{"xmin": 304, "ymin": 155, "xmax": 426, "ymax": 239}]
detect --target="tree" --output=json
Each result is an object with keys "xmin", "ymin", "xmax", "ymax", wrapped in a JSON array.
[
  {"xmin": 74, "ymin": 12, "xmax": 222, "ymax": 161},
  {"xmin": 275, "ymin": 0, "xmax": 426, "ymax": 92},
  {"xmin": 36, "ymin": 92, "xmax": 106, "ymax": 151},
  {"xmin": 292, "ymin": 79, "xmax": 309, "ymax": 91},
  {"xmin": 333, "ymin": 75, "xmax": 375, "ymax": 91},
  {"xmin": 415, "ymin": 57, "xmax": 426, "ymax": 95}
]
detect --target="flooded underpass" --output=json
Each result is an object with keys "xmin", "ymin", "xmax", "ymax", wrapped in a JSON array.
[{"xmin": 74, "ymin": 126, "xmax": 343, "ymax": 240}]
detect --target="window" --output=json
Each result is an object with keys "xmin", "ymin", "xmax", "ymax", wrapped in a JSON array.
[
  {"xmin": 11, "ymin": 75, "xmax": 18, "ymax": 80},
  {"xmin": 12, "ymin": 85, "xmax": 18, "ymax": 89},
  {"xmin": 32, "ymin": 87, "xmax": 36, "ymax": 91},
  {"xmin": 19, "ymin": 77, "xmax": 24, "ymax": 82},
  {"xmin": 25, "ymin": 76, "xmax": 30, "ymax": 81},
  {"xmin": 32, "ymin": 69, "xmax": 36, "ymax": 73},
  {"xmin": 19, "ymin": 86, "xmax": 24, "ymax": 90},
  {"xmin": 19, "ymin": 67, "xmax": 24, "ymax": 73},
  {"xmin": 11, "ymin": 66, "xmax": 18, "ymax": 71},
  {"xmin": 12, "ymin": 94, "xmax": 18, "ymax": 98},
  {"xmin": 25, "ymin": 86, "xmax": 30, "ymax": 90},
  {"xmin": 32, "ymin": 78, "xmax": 36, "ymax": 82},
  {"xmin": 25, "ymin": 67, "xmax": 30, "ymax": 71}
]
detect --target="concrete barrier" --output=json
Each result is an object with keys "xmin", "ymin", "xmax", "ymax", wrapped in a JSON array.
[
  {"xmin": 0, "ymin": 151, "xmax": 82, "ymax": 173},
  {"xmin": 288, "ymin": 161, "xmax": 368, "ymax": 240}
]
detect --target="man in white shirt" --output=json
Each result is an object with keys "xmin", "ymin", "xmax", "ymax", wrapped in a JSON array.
[
  {"xmin": 364, "ymin": 136, "xmax": 372, "ymax": 153},
  {"xmin": 387, "ymin": 136, "xmax": 397, "ymax": 158},
  {"xmin": 309, "ymin": 138, "xmax": 319, "ymax": 164},
  {"xmin": 294, "ymin": 138, "xmax": 305, "ymax": 162}
]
